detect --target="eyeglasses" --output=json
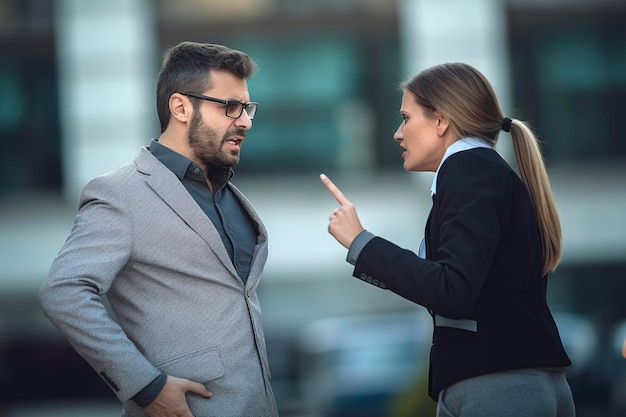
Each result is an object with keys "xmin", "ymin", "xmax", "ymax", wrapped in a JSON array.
[{"xmin": 181, "ymin": 93, "xmax": 258, "ymax": 120}]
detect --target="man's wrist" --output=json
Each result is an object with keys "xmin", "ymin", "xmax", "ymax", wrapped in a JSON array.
[{"xmin": 131, "ymin": 372, "xmax": 167, "ymax": 407}]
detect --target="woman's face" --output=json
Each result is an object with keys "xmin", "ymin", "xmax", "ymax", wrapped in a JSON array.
[{"xmin": 393, "ymin": 91, "xmax": 447, "ymax": 172}]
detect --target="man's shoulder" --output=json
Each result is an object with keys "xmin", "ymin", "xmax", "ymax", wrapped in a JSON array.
[
  {"xmin": 90, "ymin": 161, "xmax": 138, "ymax": 186},
  {"xmin": 80, "ymin": 150, "xmax": 153, "ymax": 197},
  {"xmin": 90, "ymin": 147, "xmax": 155, "ymax": 183}
]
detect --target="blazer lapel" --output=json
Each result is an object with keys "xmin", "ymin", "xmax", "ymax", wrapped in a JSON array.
[
  {"xmin": 227, "ymin": 182, "xmax": 269, "ymax": 289},
  {"xmin": 425, "ymin": 194, "xmax": 436, "ymax": 261},
  {"xmin": 135, "ymin": 148, "xmax": 240, "ymax": 279}
]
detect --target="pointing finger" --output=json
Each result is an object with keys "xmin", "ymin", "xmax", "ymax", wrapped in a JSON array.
[{"xmin": 320, "ymin": 173, "xmax": 351, "ymax": 206}]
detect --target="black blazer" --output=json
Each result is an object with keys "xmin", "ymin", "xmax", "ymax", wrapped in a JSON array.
[{"xmin": 353, "ymin": 148, "xmax": 570, "ymax": 399}]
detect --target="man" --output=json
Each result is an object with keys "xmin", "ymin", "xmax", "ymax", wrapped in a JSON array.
[{"xmin": 39, "ymin": 42, "xmax": 279, "ymax": 417}]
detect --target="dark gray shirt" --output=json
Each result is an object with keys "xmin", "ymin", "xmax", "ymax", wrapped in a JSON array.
[{"xmin": 148, "ymin": 139, "xmax": 257, "ymax": 283}]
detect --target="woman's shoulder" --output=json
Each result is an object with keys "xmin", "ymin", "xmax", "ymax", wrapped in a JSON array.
[
  {"xmin": 437, "ymin": 148, "xmax": 517, "ymax": 193},
  {"xmin": 445, "ymin": 146, "xmax": 504, "ymax": 167}
]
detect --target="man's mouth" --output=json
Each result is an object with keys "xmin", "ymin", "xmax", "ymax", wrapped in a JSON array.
[{"xmin": 225, "ymin": 136, "xmax": 244, "ymax": 146}]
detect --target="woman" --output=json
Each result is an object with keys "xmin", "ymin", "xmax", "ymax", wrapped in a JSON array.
[{"xmin": 320, "ymin": 62, "xmax": 575, "ymax": 417}]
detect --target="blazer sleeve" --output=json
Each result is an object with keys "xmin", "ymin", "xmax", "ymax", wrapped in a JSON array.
[
  {"xmin": 353, "ymin": 151, "xmax": 503, "ymax": 318},
  {"xmin": 39, "ymin": 172, "xmax": 161, "ymax": 402}
]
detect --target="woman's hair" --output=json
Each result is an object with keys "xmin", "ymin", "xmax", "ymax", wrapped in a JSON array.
[
  {"xmin": 403, "ymin": 62, "xmax": 561, "ymax": 275},
  {"xmin": 156, "ymin": 41, "xmax": 257, "ymax": 133}
]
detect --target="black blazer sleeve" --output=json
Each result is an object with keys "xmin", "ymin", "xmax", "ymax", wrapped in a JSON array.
[{"xmin": 353, "ymin": 149, "xmax": 505, "ymax": 318}]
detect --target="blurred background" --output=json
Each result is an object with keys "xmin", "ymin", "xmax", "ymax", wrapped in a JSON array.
[{"xmin": 1, "ymin": 0, "xmax": 625, "ymax": 416}]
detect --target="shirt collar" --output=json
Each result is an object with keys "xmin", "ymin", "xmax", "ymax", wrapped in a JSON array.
[
  {"xmin": 148, "ymin": 139, "xmax": 233, "ymax": 191},
  {"xmin": 431, "ymin": 137, "xmax": 492, "ymax": 196},
  {"xmin": 149, "ymin": 139, "xmax": 192, "ymax": 180}
]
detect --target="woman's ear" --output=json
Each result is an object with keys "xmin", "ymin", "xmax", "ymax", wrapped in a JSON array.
[
  {"xmin": 433, "ymin": 111, "xmax": 450, "ymax": 137},
  {"xmin": 169, "ymin": 93, "xmax": 192, "ymax": 124}
]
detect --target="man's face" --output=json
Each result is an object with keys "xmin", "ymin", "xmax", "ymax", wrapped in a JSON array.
[{"xmin": 187, "ymin": 70, "xmax": 253, "ymax": 169}]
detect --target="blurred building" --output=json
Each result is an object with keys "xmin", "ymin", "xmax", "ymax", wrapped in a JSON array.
[{"xmin": 1, "ymin": 0, "xmax": 625, "ymax": 416}]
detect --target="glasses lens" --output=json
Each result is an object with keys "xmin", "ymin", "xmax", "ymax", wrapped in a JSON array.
[
  {"xmin": 245, "ymin": 103, "xmax": 258, "ymax": 120},
  {"xmin": 225, "ymin": 102, "xmax": 244, "ymax": 118}
]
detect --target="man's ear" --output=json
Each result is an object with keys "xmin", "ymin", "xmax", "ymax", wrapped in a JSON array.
[{"xmin": 169, "ymin": 93, "xmax": 192, "ymax": 124}]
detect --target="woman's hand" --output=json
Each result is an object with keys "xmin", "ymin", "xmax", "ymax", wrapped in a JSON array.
[{"xmin": 320, "ymin": 174, "xmax": 364, "ymax": 249}]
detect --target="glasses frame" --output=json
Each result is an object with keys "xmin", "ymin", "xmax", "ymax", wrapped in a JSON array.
[{"xmin": 180, "ymin": 92, "xmax": 258, "ymax": 120}]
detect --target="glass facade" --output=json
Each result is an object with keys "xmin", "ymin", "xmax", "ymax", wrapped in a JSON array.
[
  {"xmin": 3, "ymin": 2, "xmax": 625, "ymax": 196},
  {"xmin": 0, "ymin": 0, "xmax": 60, "ymax": 194},
  {"xmin": 510, "ymin": 6, "xmax": 626, "ymax": 163},
  {"xmin": 1, "ymin": 1, "xmax": 625, "ymax": 415}
]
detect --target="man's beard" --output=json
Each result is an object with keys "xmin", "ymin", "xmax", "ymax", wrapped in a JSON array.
[{"xmin": 188, "ymin": 112, "xmax": 241, "ymax": 169}]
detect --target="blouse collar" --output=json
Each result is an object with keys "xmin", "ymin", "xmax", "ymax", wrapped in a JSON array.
[{"xmin": 431, "ymin": 137, "xmax": 492, "ymax": 196}]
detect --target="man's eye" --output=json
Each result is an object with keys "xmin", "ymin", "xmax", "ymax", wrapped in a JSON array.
[{"xmin": 227, "ymin": 102, "xmax": 242, "ymax": 112}]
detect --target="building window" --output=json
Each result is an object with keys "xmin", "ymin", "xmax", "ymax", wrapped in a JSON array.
[{"xmin": 510, "ymin": 7, "xmax": 626, "ymax": 164}]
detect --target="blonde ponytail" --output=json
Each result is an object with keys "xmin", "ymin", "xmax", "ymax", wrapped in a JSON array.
[{"xmin": 509, "ymin": 119, "xmax": 562, "ymax": 275}]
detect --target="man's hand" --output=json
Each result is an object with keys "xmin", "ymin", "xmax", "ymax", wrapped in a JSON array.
[
  {"xmin": 144, "ymin": 375, "xmax": 212, "ymax": 417},
  {"xmin": 320, "ymin": 173, "xmax": 364, "ymax": 249}
]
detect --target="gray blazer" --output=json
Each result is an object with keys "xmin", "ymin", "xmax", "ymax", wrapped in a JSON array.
[{"xmin": 40, "ymin": 147, "xmax": 279, "ymax": 417}]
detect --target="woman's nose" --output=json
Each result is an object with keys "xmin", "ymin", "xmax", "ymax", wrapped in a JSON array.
[{"xmin": 393, "ymin": 126, "xmax": 402, "ymax": 142}]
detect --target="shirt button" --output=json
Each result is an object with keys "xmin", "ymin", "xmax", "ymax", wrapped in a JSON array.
[{"xmin": 193, "ymin": 167, "xmax": 200, "ymax": 174}]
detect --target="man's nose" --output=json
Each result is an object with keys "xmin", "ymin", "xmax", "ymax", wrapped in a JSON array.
[{"xmin": 235, "ymin": 110, "xmax": 253, "ymax": 130}]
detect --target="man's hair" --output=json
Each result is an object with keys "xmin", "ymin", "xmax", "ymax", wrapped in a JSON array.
[{"xmin": 156, "ymin": 41, "xmax": 257, "ymax": 132}]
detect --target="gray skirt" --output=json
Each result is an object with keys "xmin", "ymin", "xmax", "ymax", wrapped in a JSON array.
[{"xmin": 436, "ymin": 367, "xmax": 575, "ymax": 417}]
